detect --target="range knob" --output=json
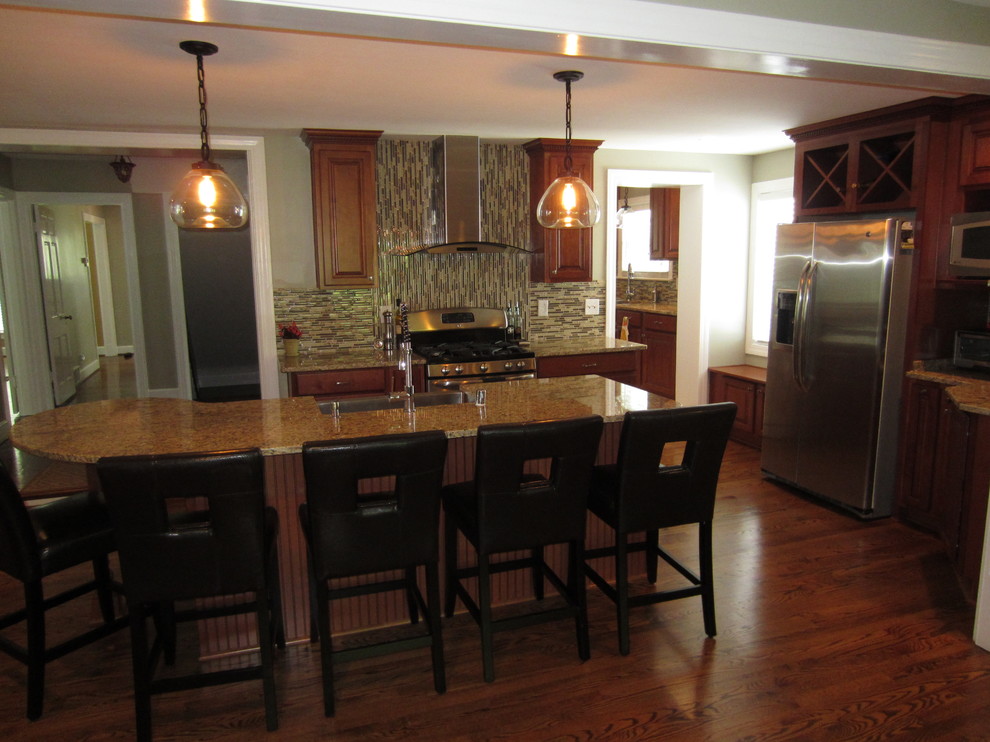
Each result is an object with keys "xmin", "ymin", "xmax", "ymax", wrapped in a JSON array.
[
  {"xmin": 479, "ymin": 363, "xmax": 489, "ymax": 373},
  {"xmin": 515, "ymin": 360, "xmax": 527, "ymax": 370},
  {"xmin": 453, "ymin": 365, "xmax": 464, "ymax": 375},
  {"xmin": 440, "ymin": 365, "xmax": 451, "ymax": 376},
  {"xmin": 503, "ymin": 361, "xmax": 514, "ymax": 371}
]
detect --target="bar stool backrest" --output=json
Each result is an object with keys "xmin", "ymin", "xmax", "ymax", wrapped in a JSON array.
[
  {"xmin": 612, "ymin": 403, "xmax": 737, "ymax": 532},
  {"xmin": 0, "ymin": 464, "xmax": 43, "ymax": 582},
  {"xmin": 302, "ymin": 430, "xmax": 449, "ymax": 578},
  {"xmin": 97, "ymin": 449, "xmax": 268, "ymax": 603},
  {"xmin": 473, "ymin": 415, "xmax": 604, "ymax": 553}
]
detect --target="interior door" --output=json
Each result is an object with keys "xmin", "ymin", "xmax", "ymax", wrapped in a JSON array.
[{"xmin": 36, "ymin": 205, "xmax": 77, "ymax": 405}]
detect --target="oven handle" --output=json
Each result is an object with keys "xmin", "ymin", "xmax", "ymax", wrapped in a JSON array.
[{"xmin": 429, "ymin": 372, "xmax": 536, "ymax": 390}]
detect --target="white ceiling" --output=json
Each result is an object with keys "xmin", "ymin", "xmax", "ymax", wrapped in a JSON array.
[{"xmin": 3, "ymin": 1, "xmax": 990, "ymax": 156}]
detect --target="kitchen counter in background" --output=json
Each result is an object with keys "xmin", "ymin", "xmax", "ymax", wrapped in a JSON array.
[
  {"xmin": 907, "ymin": 360, "xmax": 990, "ymax": 415},
  {"xmin": 527, "ymin": 336, "xmax": 646, "ymax": 358},
  {"xmin": 616, "ymin": 301, "xmax": 677, "ymax": 316},
  {"xmin": 279, "ymin": 346, "xmax": 422, "ymax": 374}
]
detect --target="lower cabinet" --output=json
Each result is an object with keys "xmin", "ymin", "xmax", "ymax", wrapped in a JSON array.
[
  {"xmin": 898, "ymin": 378, "xmax": 990, "ymax": 599},
  {"xmin": 289, "ymin": 366, "xmax": 424, "ymax": 399},
  {"xmin": 538, "ymin": 351, "xmax": 640, "ymax": 386},
  {"xmin": 616, "ymin": 310, "xmax": 677, "ymax": 398},
  {"xmin": 708, "ymin": 365, "xmax": 767, "ymax": 449}
]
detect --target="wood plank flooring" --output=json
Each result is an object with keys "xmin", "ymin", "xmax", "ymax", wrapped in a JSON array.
[{"xmin": 1, "ymin": 442, "xmax": 989, "ymax": 740}]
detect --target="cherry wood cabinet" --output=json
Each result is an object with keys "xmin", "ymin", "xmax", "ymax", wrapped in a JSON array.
[
  {"xmin": 958, "ymin": 110, "xmax": 990, "ymax": 187},
  {"xmin": 641, "ymin": 313, "xmax": 676, "ymax": 398},
  {"xmin": 289, "ymin": 365, "xmax": 424, "ymax": 399},
  {"xmin": 302, "ymin": 129, "xmax": 382, "ymax": 289},
  {"xmin": 615, "ymin": 308, "xmax": 643, "ymax": 343},
  {"xmin": 789, "ymin": 121, "xmax": 927, "ymax": 217},
  {"xmin": 523, "ymin": 138, "xmax": 602, "ymax": 283},
  {"xmin": 708, "ymin": 365, "xmax": 767, "ymax": 449},
  {"xmin": 897, "ymin": 378, "xmax": 990, "ymax": 599},
  {"xmin": 649, "ymin": 187, "xmax": 680, "ymax": 260},
  {"xmin": 538, "ymin": 351, "xmax": 640, "ymax": 386}
]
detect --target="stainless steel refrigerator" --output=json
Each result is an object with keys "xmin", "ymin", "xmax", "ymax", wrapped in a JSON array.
[{"xmin": 760, "ymin": 218, "xmax": 914, "ymax": 518}]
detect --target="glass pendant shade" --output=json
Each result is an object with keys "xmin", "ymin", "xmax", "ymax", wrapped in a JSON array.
[
  {"xmin": 537, "ymin": 174, "xmax": 601, "ymax": 229},
  {"xmin": 170, "ymin": 161, "xmax": 249, "ymax": 229}
]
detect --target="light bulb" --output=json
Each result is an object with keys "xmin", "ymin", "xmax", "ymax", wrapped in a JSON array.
[
  {"xmin": 536, "ymin": 175, "xmax": 601, "ymax": 229},
  {"xmin": 170, "ymin": 161, "xmax": 249, "ymax": 229}
]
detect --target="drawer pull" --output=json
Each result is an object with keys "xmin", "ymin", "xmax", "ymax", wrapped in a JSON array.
[
  {"xmin": 335, "ymin": 381, "xmax": 350, "ymax": 386},
  {"xmin": 581, "ymin": 363, "xmax": 599, "ymax": 368}
]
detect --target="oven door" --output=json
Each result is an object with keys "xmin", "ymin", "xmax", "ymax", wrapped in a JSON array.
[{"xmin": 429, "ymin": 372, "xmax": 536, "ymax": 391}]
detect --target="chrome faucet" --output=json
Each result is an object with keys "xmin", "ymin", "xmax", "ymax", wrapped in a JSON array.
[
  {"xmin": 625, "ymin": 263, "xmax": 635, "ymax": 300},
  {"xmin": 396, "ymin": 301, "xmax": 415, "ymax": 404}
]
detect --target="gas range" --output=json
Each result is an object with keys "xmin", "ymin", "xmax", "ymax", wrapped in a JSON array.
[{"xmin": 407, "ymin": 307, "xmax": 536, "ymax": 388}]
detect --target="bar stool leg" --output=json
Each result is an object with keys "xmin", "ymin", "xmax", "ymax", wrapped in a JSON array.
[
  {"xmin": 530, "ymin": 547, "xmax": 544, "ymax": 600},
  {"xmin": 256, "ymin": 591, "xmax": 278, "ymax": 731},
  {"xmin": 93, "ymin": 554, "xmax": 116, "ymax": 623},
  {"xmin": 130, "ymin": 606, "xmax": 154, "ymax": 742},
  {"xmin": 425, "ymin": 560, "xmax": 446, "ymax": 694},
  {"xmin": 645, "ymin": 529, "xmax": 659, "ymax": 584},
  {"xmin": 569, "ymin": 540, "xmax": 590, "ymax": 661},
  {"xmin": 700, "ymin": 522, "xmax": 717, "ymax": 638},
  {"xmin": 315, "ymin": 580, "xmax": 337, "ymax": 717},
  {"xmin": 25, "ymin": 581, "xmax": 45, "ymax": 721},
  {"xmin": 404, "ymin": 567, "xmax": 420, "ymax": 624},
  {"xmin": 615, "ymin": 533, "xmax": 631, "ymax": 656},
  {"xmin": 478, "ymin": 555, "xmax": 496, "ymax": 683}
]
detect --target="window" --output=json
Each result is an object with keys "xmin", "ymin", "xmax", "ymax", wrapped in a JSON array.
[
  {"xmin": 746, "ymin": 178, "xmax": 793, "ymax": 356},
  {"xmin": 616, "ymin": 193, "xmax": 673, "ymax": 280}
]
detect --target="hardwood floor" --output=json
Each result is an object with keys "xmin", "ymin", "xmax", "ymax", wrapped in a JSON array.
[{"xmin": 1, "ymin": 442, "xmax": 988, "ymax": 740}]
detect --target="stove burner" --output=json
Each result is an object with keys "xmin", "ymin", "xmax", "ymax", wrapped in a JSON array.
[{"xmin": 416, "ymin": 341, "xmax": 534, "ymax": 364}]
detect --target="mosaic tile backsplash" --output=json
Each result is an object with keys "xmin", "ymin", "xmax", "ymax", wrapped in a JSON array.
[{"xmin": 274, "ymin": 137, "xmax": 676, "ymax": 353}]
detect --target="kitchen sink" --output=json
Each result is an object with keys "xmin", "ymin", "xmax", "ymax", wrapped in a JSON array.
[{"xmin": 318, "ymin": 390, "xmax": 471, "ymax": 415}]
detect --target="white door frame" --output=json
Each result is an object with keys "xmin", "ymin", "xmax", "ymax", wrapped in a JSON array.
[
  {"xmin": 83, "ymin": 212, "xmax": 119, "ymax": 357},
  {"xmin": 605, "ymin": 168, "xmax": 715, "ymax": 407},
  {"xmin": 0, "ymin": 129, "xmax": 277, "ymax": 413}
]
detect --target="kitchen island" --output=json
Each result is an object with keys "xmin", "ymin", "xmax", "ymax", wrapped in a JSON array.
[{"xmin": 11, "ymin": 376, "xmax": 675, "ymax": 653}]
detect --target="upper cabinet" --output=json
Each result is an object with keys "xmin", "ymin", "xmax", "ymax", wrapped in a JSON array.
[
  {"xmin": 790, "ymin": 121, "xmax": 927, "ymax": 217},
  {"xmin": 524, "ymin": 138, "xmax": 602, "ymax": 283},
  {"xmin": 958, "ymin": 109, "xmax": 990, "ymax": 187},
  {"xmin": 302, "ymin": 129, "xmax": 382, "ymax": 289},
  {"xmin": 649, "ymin": 187, "xmax": 680, "ymax": 260}
]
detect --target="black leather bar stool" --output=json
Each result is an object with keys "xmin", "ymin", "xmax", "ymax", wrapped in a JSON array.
[
  {"xmin": 96, "ymin": 449, "xmax": 284, "ymax": 742},
  {"xmin": 300, "ymin": 430, "xmax": 448, "ymax": 717},
  {"xmin": 584, "ymin": 403, "xmax": 736, "ymax": 655},
  {"xmin": 443, "ymin": 415, "xmax": 604, "ymax": 682},
  {"xmin": 0, "ymin": 460, "xmax": 126, "ymax": 720}
]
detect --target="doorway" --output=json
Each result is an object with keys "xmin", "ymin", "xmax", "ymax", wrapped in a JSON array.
[{"xmin": 0, "ymin": 129, "xmax": 278, "ymax": 415}]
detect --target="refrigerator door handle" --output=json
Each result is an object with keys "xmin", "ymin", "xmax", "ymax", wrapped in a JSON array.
[{"xmin": 793, "ymin": 260, "xmax": 816, "ymax": 391}]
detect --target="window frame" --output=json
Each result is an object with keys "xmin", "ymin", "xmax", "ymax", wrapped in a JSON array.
[{"xmin": 746, "ymin": 177, "xmax": 793, "ymax": 357}]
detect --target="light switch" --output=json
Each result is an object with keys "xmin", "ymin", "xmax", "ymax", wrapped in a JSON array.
[
  {"xmin": 538, "ymin": 299, "xmax": 549, "ymax": 317},
  {"xmin": 585, "ymin": 298, "xmax": 600, "ymax": 315}
]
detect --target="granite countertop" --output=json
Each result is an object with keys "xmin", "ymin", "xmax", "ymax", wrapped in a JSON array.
[
  {"xmin": 527, "ymin": 337, "xmax": 646, "ymax": 358},
  {"xmin": 280, "ymin": 338, "xmax": 646, "ymax": 373},
  {"xmin": 10, "ymin": 376, "xmax": 675, "ymax": 463},
  {"xmin": 907, "ymin": 360, "xmax": 990, "ymax": 416},
  {"xmin": 280, "ymin": 347, "xmax": 423, "ymax": 374},
  {"xmin": 616, "ymin": 301, "xmax": 678, "ymax": 316}
]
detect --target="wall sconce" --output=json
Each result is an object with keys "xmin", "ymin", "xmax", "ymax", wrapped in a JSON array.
[
  {"xmin": 109, "ymin": 155, "xmax": 136, "ymax": 183},
  {"xmin": 169, "ymin": 40, "xmax": 249, "ymax": 230},
  {"xmin": 536, "ymin": 70, "xmax": 601, "ymax": 229}
]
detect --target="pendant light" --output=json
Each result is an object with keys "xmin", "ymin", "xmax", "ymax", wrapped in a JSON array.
[
  {"xmin": 169, "ymin": 40, "xmax": 249, "ymax": 230},
  {"xmin": 616, "ymin": 186, "xmax": 630, "ymax": 229},
  {"xmin": 536, "ymin": 70, "xmax": 601, "ymax": 229},
  {"xmin": 109, "ymin": 155, "xmax": 136, "ymax": 183}
]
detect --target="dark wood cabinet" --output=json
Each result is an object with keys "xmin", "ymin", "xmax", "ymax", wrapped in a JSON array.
[
  {"xmin": 523, "ymin": 138, "xmax": 602, "ymax": 283},
  {"xmin": 289, "ymin": 365, "xmax": 423, "ymax": 399},
  {"xmin": 958, "ymin": 111, "xmax": 990, "ymax": 187},
  {"xmin": 615, "ymin": 308, "xmax": 643, "ymax": 343},
  {"xmin": 538, "ymin": 351, "xmax": 640, "ymax": 386},
  {"xmin": 708, "ymin": 365, "xmax": 767, "ymax": 449},
  {"xmin": 790, "ymin": 121, "xmax": 925, "ymax": 217},
  {"xmin": 302, "ymin": 129, "xmax": 382, "ymax": 289},
  {"xmin": 649, "ymin": 187, "xmax": 680, "ymax": 260},
  {"xmin": 897, "ymin": 378, "xmax": 990, "ymax": 599},
  {"xmin": 641, "ymin": 313, "xmax": 676, "ymax": 398}
]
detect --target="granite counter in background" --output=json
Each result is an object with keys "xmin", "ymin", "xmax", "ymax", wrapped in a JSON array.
[{"xmin": 907, "ymin": 360, "xmax": 990, "ymax": 416}]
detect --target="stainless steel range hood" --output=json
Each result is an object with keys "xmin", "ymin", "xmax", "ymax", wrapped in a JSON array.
[{"xmin": 417, "ymin": 135, "xmax": 530, "ymax": 254}]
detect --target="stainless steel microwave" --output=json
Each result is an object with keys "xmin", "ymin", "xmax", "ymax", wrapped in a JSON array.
[
  {"xmin": 954, "ymin": 330, "xmax": 990, "ymax": 371},
  {"xmin": 949, "ymin": 212, "xmax": 990, "ymax": 276}
]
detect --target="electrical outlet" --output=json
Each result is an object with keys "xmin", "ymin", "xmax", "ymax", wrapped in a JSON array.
[
  {"xmin": 585, "ymin": 298, "xmax": 600, "ymax": 315},
  {"xmin": 538, "ymin": 299, "xmax": 549, "ymax": 317}
]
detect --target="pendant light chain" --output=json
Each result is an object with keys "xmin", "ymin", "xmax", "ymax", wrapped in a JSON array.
[
  {"xmin": 196, "ymin": 52, "xmax": 211, "ymax": 163},
  {"xmin": 563, "ymin": 76, "xmax": 573, "ymax": 173}
]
